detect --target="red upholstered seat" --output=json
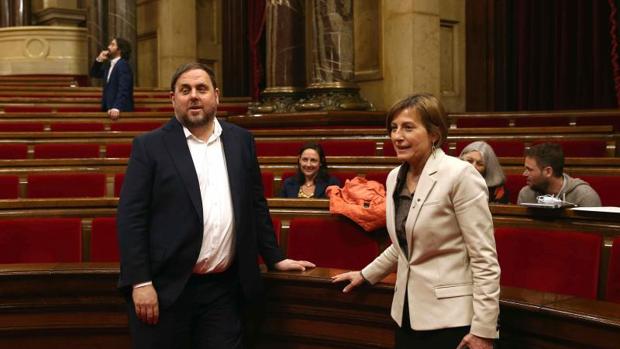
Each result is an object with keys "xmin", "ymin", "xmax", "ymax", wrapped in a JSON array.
[
  {"xmin": 0, "ymin": 175, "xmax": 19, "ymax": 199},
  {"xmin": 0, "ymin": 122, "xmax": 44, "ymax": 131},
  {"xmin": 27, "ymin": 173, "xmax": 106, "ymax": 198},
  {"xmin": 577, "ymin": 175, "xmax": 619, "ymax": 206},
  {"xmin": 455, "ymin": 118, "xmax": 509, "ymax": 128},
  {"xmin": 57, "ymin": 106, "xmax": 101, "ymax": 112},
  {"xmin": 534, "ymin": 140, "xmax": 608, "ymax": 157},
  {"xmin": 34, "ymin": 143, "xmax": 100, "ymax": 158},
  {"xmin": 110, "ymin": 121, "xmax": 164, "ymax": 131},
  {"xmin": 114, "ymin": 173, "xmax": 125, "ymax": 197},
  {"xmin": 504, "ymin": 174, "xmax": 526, "ymax": 204},
  {"xmin": 90, "ymin": 217, "xmax": 119, "ymax": 262},
  {"xmin": 382, "ymin": 140, "xmax": 396, "ymax": 157},
  {"xmin": 3, "ymin": 106, "xmax": 53, "ymax": 113},
  {"xmin": 606, "ymin": 237, "xmax": 620, "ymax": 303},
  {"xmin": 0, "ymin": 218, "xmax": 82, "ymax": 263},
  {"xmin": 331, "ymin": 171, "xmax": 358, "ymax": 186},
  {"xmin": 364, "ymin": 172, "xmax": 389, "ymax": 187},
  {"xmin": 0, "ymin": 144, "xmax": 28, "ymax": 159},
  {"xmin": 319, "ymin": 140, "xmax": 376, "ymax": 156},
  {"xmin": 106, "ymin": 143, "xmax": 132, "ymax": 158},
  {"xmin": 261, "ymin": 172, "xmax": 274, "ymax": 198},
  {"xmin": 255, "ymin": 141, "xmax": 304, "ymax": 156},
  {"xmin": 50, "ymin": 122, "xmax": 105, "ymax": 131},
  {"xmin": 495, "ymin": 227, "xmax": 601, "ymax": 299},
  {"xmin": 287, "ymin": 217, "xmax": 379, "ymax": 270},
  {"xmin": 513, "ymin": 116, "xmax": 571, "ymax": 127}
]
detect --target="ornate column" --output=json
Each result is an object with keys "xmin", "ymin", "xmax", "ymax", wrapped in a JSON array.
[
  {"xmin": 13, "ymin": 0, "xmax": 31, "ymax": 25},
  {"xmin": 158, "ymin": 0, "xmax": 197, "ymax": 88},
  {"xmin": 0, "ymin": 1, "xmax": 11, "ymax": 27},
  {"xmin": 1, "ymin": 0, "xmax": 31, "ymax": 26},
  {"xmin": 297, "ymin": 0, "xmax": 371, "ymax": 111},
  {"xmin": 107, "ymin": 0, "xmax": 136, "ymax": 79},
  {"xmin": 84, "ymin": 0, "xmax": 107, "ymax": 75},
  {"xmin": 250, "ymin": 0, "xmax": 306, "ymax": 114}
]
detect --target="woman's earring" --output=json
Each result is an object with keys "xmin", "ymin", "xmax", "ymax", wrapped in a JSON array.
[{"xmin": 431, "ymin": 141, "xmax": 437, "ymax": 158}]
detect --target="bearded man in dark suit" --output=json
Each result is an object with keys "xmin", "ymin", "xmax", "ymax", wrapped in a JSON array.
[{"xmin": 117, "ymin": 62, "xmax": 314, "ymax": 349}]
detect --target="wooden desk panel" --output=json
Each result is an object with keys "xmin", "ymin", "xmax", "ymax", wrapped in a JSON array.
[{"xmin": 0, "ymin": 264, "xmax": 619, "ymax": 349}]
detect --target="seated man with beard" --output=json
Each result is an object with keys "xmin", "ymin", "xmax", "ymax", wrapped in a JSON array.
[{"xmin": 517, "ymin": 142, "xmax": 601, "ymax": 207}]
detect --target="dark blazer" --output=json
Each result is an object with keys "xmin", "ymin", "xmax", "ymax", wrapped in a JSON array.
[
  {"xmin": 116, "ymin": 118, "xmax": 284, "ymax": 308},
  {"xmin": 279, "ymin": 175, "xmax": 341, "ymax": 198},
  {"xmin": 90, "ymin": 58, "xmax": 134, "ymax": 112}
]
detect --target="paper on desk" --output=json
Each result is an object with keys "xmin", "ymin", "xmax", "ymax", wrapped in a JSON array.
[{"xmin": 570, "ymin": 206, "xmax": 620, "ymax": 213}]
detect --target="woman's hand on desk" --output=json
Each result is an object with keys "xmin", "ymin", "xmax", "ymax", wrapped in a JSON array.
[{"xmin": 331, "ymin": 270, "xmax": 366, "ymax": 293}]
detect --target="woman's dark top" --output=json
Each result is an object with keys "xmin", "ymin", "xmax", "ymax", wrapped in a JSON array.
[{"xmin": 279, "ymin": 176, "xmax": 341, "ymax": 198}]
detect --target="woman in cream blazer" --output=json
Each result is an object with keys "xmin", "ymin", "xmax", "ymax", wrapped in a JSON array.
[{"xmin": 333, "ymin": 94, "xmax": 500, "ymax": 349}]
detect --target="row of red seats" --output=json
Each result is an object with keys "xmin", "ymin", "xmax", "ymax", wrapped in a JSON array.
[
  {"xmin": 1, "ymin": 171, "xmax": 619, "ymax": 206},
  {"xmin": 0, "ymin": 121, "xmax": 165, "ymax": 132},
  {"xmin": 0, "ymin": 138, "xmax": 611, "ymax": 159},
  {"xmin": 0, "ymin": 216, "xmax": 618, "ymax": 303},
  {"xmin": 0, "ymin": 104, "xmax": 247, "ymax": 114},
  {"xmin": 0, "ymin": 106, "xmax": 172, "ymax": 113},
  {"xmin": 0, "ymin": 143, "xmax": 132, "ymax": 159},
  {"xmin": 454, "ymin": 115, "xmax": 620, "ymax": 129}
]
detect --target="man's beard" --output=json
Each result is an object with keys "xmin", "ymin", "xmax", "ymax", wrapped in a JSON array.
[
  {"xmin": 177, "ymin": 108, "xmax": 217, "ymax": 128},
  {"xmin": 530, "ymin": 180, "xmax": 550, "ymax": 194}
]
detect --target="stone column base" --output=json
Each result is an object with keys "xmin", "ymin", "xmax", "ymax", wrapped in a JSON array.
[
  {"xmin": 248, "ymin": 87, "xmax": 306, "ymax": 114},
  {"xmin": 295, "ymin": 82, "xmax": 373, "ymax": 111}
]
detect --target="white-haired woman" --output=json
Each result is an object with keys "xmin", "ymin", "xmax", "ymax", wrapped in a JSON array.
[{"xmin": 460, "ymin": 141, "xmax": 509, "ymax": 204}]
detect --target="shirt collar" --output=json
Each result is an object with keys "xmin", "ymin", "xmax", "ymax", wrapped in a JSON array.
[
  {"xmin": 110, "ymin": 57, "xmax": 121, "ymax": 65},
  {"xmin": 182, "ymin": 117, "xmax": 222, "ymax": 144}
]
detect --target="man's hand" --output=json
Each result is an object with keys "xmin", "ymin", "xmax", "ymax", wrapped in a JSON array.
[
  {"xmin": 457, "ymin": 333, "xmax": 494, "ymax": 349},
  {"xmin": 331, "ymin": 270, "xmax": 365, "ymax": 293},
  {"xmin": 274, "ymin": 258, "xmax": 315, "ymax": 271},
  {"xmin": 108, "ymin": 108, "xmax": 120, "ymax": 120},
  {"xmin": 132, "ymin": 284, "xmax": 159, "ymax": 325},
  {"xmin": 97, "ymin": 50, "xmax": 110, "ymax": 62}
]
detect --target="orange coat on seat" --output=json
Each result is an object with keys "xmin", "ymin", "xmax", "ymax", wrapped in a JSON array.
[{"xmin": 326, "ymin": 176, "xmax": 386, "ymax": 232}]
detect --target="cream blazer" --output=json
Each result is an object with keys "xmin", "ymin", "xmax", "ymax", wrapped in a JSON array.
[{"xmin": 362, "ymin": 149, "xmax": 500, "ymax": 338}]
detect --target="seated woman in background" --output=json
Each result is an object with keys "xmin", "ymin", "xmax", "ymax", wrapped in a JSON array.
[
  {"xmin": 279, "ymin": 142, "xmax": 341, "ymax": 198},
  {"xmin": 459, "ymin": 141, "xmax": 509, "ymax": 203}
]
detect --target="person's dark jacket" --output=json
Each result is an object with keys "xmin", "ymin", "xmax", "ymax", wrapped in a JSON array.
[
  {"xmin": 90, "ymin": 58, "xmax": 134, "ymax": 112},
  {"xmin": 279, "ymin": 175, "xmax": 341, "ymax": 198},
  {"xmin": 117, "ymin": 118, "xmax": 284, "ymax": 308}
]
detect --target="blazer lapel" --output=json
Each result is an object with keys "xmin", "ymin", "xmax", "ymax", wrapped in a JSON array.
[
  {"xmin": 219, "ymin": 122, "xmax": 242, "ymax": 232},
  {"xmin": 404, "ymin": 150, "xmax": 443, "ymax": 258},
  {"xmin": 162, "ymin": 118, "xmax": 203, "ymax": 220},
  {"xmin": 385, "ymin": 167, "xmax": 405, "ymax": 259}
]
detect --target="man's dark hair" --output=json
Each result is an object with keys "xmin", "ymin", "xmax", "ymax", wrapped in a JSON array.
[
  {"xmin": 525, "ymin": 142, "xmax": 564, "ymax": 177},
  {"xmin": 170, "ymin": 62, "xmax": 217, "ymax": 92},
  {"xmin": 113, "ymin": 37, "xmax": 132, "ymax": 60}
]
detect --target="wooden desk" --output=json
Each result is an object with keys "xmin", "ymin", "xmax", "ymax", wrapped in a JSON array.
[{"xmin": 0, "ymin": 264, "xmax": 618, "ymax": 349}]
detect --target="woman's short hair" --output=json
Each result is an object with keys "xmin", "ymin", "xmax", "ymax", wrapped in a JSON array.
[
  {"xmin": 296, "ymin": 142, "xmax": 330, "ymax": 183},
  {"xmin": 459, "ymin": 141, "xmax": 506, "ymax": 187},
  {"xmin": 385, "ymin": 93, "xmax": 449, "ymax": 147}
]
